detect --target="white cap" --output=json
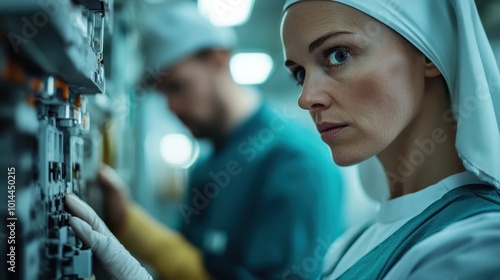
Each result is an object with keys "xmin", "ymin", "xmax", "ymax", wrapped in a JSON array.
[{"xmin": 141, "ymin": 1, "xmax": 237, "ymax": 71}]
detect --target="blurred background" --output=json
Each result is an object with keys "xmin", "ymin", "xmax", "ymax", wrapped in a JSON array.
[
  {"xmin": 107, "ymin": 0, "xmax": 500, "ymax": 229},
  {"xmin": 104, "ymin": 0, "xmax": 372, "ymax": 230}
]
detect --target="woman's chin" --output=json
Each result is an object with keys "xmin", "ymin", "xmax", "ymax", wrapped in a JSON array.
[{"xmin": 331, "ymin": 150, "xmax": 370, "ymax": 167}]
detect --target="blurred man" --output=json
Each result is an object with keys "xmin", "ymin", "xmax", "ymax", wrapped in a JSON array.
[{"xmin": 97, "ymin": 2, "xmax": 345, "ymax": 279}]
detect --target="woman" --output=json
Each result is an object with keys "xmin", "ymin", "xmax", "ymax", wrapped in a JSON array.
[
  {"xmin": 66, "ymin": 0, "xmax": 500, "ymax": 279},
  {"xmin": 281, "ymin": 0, "xmax": 500, "ymax": 279}
]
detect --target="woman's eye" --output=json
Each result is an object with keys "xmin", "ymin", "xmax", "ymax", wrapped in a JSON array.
[
  {"xmin": 293, "ymin": 69, "xmax": 305, "ymax": 86},
  {"xmin": 327, "ymin": 49, "xmax": 350, "ymax": 66}
]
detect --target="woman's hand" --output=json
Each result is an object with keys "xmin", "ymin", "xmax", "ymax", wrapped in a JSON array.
[{"xmin": 65, "ymin": 194, "xmax": 152, "ymax": 280}]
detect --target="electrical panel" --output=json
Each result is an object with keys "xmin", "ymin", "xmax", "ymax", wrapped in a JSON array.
[{"xmin": 0, "ymin": 0, "xmax": 112, "ymax": 279}]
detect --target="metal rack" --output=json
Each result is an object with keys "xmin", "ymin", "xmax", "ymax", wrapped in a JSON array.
[{"xmin": 0, "ymin": 1, "xmax": 112, "ymax": 279}]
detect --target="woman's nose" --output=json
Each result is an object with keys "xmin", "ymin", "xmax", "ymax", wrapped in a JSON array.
[{"xmin": 297, "ymin": 75, "xmax": 332, "ymax": 112}]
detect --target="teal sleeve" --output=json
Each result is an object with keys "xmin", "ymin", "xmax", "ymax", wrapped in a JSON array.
[{"xmin": 237, "ymin": 149, "xmax": 345, "ymax": 279}]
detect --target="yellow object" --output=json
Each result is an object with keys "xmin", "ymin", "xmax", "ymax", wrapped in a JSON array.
[
  {"xmin": 100, "ymin": 120, "xmax": 116, "ymax": 167},
  {"xmin": 116, "ymin": 204, "xmax": 212, "ymax": 280}
]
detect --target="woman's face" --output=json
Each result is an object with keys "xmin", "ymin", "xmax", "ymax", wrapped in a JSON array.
[{"xmin": 282, "ymin": 1, "xmax": 427, "ymax": 166}]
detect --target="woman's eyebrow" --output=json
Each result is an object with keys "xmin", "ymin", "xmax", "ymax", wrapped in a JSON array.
[
  {"xmin": 308, "ymin": 31, "xmax": 353, "ymax": 53},
  {"xmin": 284, "ymin": 31, "xmax": 353, "ymax": 68}
]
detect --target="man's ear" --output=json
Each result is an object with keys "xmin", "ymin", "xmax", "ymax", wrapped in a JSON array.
[{"xmin": 424, "ymin": 57, "xmax": 441, "ymax": 78}]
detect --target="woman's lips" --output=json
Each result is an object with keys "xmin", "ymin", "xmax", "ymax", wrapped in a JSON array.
[{"xmin": 316, "ymin": 122, "xmax": 348, "ymax": 141}]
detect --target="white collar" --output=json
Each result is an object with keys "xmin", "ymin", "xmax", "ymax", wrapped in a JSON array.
[{"xmin": 376, "ymin": 171, "xmax": 485, "ymax": 224}]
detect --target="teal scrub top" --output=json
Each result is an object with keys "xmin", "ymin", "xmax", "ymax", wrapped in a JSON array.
[{"xmin": 180, "ymin": 103, "xmax": 345, "ymax": 279}]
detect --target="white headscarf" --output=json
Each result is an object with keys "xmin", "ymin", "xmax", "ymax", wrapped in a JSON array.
[{"xmin": 283, "ymin": 0, "xmax": 500, "ymax": 189}]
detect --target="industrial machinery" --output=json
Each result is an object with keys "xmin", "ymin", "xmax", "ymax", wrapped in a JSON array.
[{"xmin": 0, "ymin": 0, "xmax": 112, "ymax": 279}]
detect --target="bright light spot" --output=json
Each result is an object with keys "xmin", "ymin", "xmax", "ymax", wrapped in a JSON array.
[
  {"xmin": 198, "ymin": 0, "xmax": 255, "ymax": 27},
  {"xmin": 230, "ymin": 53, "xmax": 273, "ymax": 85},
  {"xmin": 159, "ymin": 134, "xmax": 199, "ymax": 168}
]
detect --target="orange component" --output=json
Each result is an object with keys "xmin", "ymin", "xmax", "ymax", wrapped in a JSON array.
[
  {"xmin": 75, "ymin": 94, "xmax": 82, "ymax": 108},
  {"xmin": 2, "ymin": 59, "xmax": 26, "ymax": 84},
  {"xmin": 55, "ymin": 79, "xmax": 69, "ymax": 101},
  {"xmin": 31, "ymin": 78, "xmax": 43, "ymax": 91}
]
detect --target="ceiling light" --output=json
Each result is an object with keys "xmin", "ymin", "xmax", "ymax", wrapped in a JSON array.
[
  {"xmin": 198, "ymin": 0, "xmax": 255, "ymax": 27},
  {"xmin": 159, "ymin": 134, "xmax": 199, "ymax": 168},
  {"xmin": 230, "ymin": 53, "xmax": 273, "ymax": 85}
]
